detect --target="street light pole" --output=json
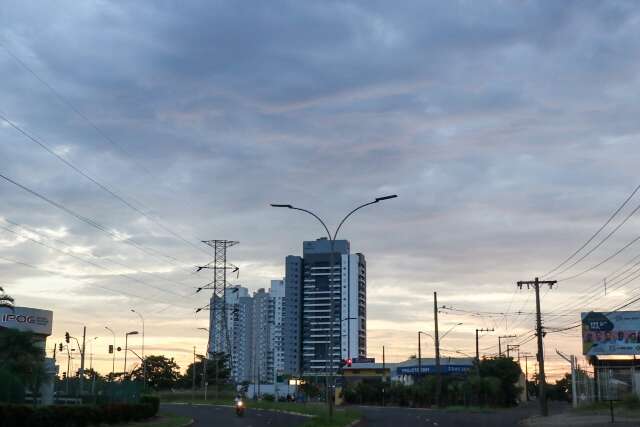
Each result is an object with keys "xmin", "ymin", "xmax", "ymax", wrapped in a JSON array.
[
  {"xmin": 417, "ymin": 331, "xmax": 431, "ymax": 378},
  {"xmin": 131, "ymin": 309, "xmax": 146, "ymax": 390},
  {"xmin": 197, "ymin": 328, "xmax": 210, "ymax": 400},
  {"xmin": 124, "ymin": 331, "xmax": 139, "ymax": 377},
  {"xmin": 271, "ymin": 194, "xmax": 397, "ymax": 418}
]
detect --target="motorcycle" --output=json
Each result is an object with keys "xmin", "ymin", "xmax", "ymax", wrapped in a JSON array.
[{"xmin": 235, "ymin": 399, "xmax": 245, "ymax": 417}]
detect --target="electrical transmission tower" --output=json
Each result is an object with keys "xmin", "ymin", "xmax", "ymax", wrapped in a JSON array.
[{"xmin": 195, "ymin": 240, "xmax": 239, "ymax": 360}]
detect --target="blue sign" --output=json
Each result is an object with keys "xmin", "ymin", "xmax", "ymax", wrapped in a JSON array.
[{"xmin": 396, "ymin": 365, "xmax": 472, "ymax": 375}]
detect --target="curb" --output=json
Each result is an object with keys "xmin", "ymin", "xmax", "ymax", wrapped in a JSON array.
[
  {"xmin": 346, "ymin": 418, "xmax": 363, "ymax": 427},
  {"xmin": 163, "ymin": 402, "xmax": 314, "ymax": 418},
  {"xmin": 179, "ymin": 418, "xmax": 195, "ymax": 427}
]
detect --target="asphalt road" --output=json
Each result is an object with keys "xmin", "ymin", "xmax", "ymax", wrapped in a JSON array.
[
  {"xmin": 356, "ymin": 401, "xmax": 565, "ymax": 427},
  {"xmin": 162, "ymin": 403, "xmax": 307, "ymax": 427}
]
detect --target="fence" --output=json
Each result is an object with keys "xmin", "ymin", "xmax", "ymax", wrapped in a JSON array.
[{"xmin": 574, "ymin": 366, "xmax": 596, "ymax": 406}]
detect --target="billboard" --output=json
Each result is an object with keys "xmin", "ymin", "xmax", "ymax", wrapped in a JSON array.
[
  {"xmin": 0, "ymin": 306, "xmax": 53, "ymax": 336},
  {"xmin": 582, "ymin": 311, "xmax": 640, "ymax": 356}
]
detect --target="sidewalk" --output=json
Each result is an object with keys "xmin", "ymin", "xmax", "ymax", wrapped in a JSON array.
[{"xmin": 523, "ymin": 411, "xmax": 639, "ymax": 426}]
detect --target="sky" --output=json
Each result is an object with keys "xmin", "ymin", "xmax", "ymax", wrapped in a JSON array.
[{"xmin": 2, "ymin": 0, "xmax": 640, "ymax": 379}]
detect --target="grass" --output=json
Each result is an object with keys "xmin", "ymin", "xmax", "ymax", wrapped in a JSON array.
[
  {"xmin": 159, "ymin": 394, "xmax": 361, "ymax": 427},
  {"xmin": 119, "ymin": 412, "xmax": 192, "ymax": 427},
  {"xmin": 574, "ymin": 401, "xmax": 640, "ymax": 418}
]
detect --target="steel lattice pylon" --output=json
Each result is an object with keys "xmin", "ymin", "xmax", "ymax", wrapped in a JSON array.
[{"xmin": 202, "ymin": 240, "xmax": 239, "ymax": 360}]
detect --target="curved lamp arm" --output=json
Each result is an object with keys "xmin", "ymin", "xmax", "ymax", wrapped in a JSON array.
[
  {"xmin": 270, "ymin": 204, "xmax": 332, "ymax": 240},
  {"xmin": 334, "ymin": 195, "xmax": 397, "ymax": 240}
]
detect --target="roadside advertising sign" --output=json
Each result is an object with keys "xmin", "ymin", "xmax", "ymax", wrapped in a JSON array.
[{"xmin": 582, "ymin": 311, "xmax": 640, "ymax": 356}]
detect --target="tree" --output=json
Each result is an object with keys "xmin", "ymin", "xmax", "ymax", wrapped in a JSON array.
[
  {"xmin": 549, "ymin": 373, "xmax": 571, "ymax": 402},
  {"xmin": 0, "ymin": 286, "xmax": 14, "ymax": 308},
  {"xmin": 0, "ymin": 328, "xmax": 45, "ymax": 397},
  {"xmin": 478, "ymin": 357, "xmax": 523, "ymax": 406},
  {"xmin": 129, "ymin": 355, "xmax": 180, "ymax": 390},
  {"xmin": 181, "ymin": 352, "xmax": 230, "ymax": 389}
]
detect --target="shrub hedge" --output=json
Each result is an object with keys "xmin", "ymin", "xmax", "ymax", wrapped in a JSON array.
[{"xmin": 0, "ymin": 396, "xmax": 160, "ymax": 427}]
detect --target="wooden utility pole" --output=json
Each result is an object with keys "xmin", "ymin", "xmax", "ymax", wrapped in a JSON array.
[
  {"xmin": 434, "ymin": 291, "xmax": 442, "ymax": 407},
  {"xmin": 517, "ymin": 277, "xmax": 556, "ymax": 417},
  {"xmin": 498, "ymin": 334, "xmax": 516, "ymax": 357},
  {"xmin": 382, "ymin": 345, "xmax": 386, "ymax": 406},
  {"xmin": 79, "ymin": 327, "xmax": 86, "ymax": 395},
  {"xmin": 475, "ymin": 328, "xmax": 493, "ymax": 374},
  {"xmin": 192, "ymin": 346, "xmax": 196, "ymax": 404},
  {"xmin": 521, "ymin": 353, "xmax": 533, "ymax": 401}
]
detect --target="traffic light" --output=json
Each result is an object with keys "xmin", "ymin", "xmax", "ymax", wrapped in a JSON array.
[
  {"xmin": 62, "ymin": 372, "xmax": 67, "ymax": 380},
  {"xmin": 340, "ymin": 359, "xmax": 353, "ymax": 368},
  {"xmin": 64, "ymin": 332, "xmax": 70, "ymax": 343},
  {"xmin": 58, "ymin": 343, "xmax": 63, "ymax": 352},
  {"xmin": 108, "ymin": 345, "xmax": 113, "ymax": 354}
]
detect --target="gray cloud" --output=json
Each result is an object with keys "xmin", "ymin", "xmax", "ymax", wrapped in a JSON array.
[{"xmin": 2, "ymin": 0, "xmax": 640, "ymax": 374}]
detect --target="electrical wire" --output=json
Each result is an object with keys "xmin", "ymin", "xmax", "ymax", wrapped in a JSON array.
[
  {"xmin": 541, "ymin": 183, "xmax": 640, "ymax": 278},
  {"xmin": 0, "ymin": 111, "xmax": 210, "ymax": 258},
  {"xmin": 0, "ymin": 172, "xmax": 194, "ymax": 273}
]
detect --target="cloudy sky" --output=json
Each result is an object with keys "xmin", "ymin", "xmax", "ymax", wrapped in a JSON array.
[{"xmin": 2, "ymin": 0, "xmax": 640, "ymax": 377}]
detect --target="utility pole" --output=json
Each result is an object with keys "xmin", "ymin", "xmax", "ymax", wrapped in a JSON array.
[
  {"xmin": 418, "ymin": 332, "xmax": 422, "ymax": 378},
  {"xmin": 517, "ymin": 277, "xmax": 556, "ymax": 417},
  {"xmin": 507, "ymin": 344, "xmax": 520, "ymax": 360},
  {"xmin": 498, "ymin": 335, "xmax": 516, "ymax": 357},
  {"xmin": 522, "ymin": 353, "xmax": 533, "ymax": 402},
  {"xmin": 79, "ymin": 326, "xmax": 86, "ymax": 395},
  {"xmin": 382, "ymin": 345, "xmax": 386, "ymax": 407},
  {"xmin": 192, "ymin": 346, "xmax": 196, "ymax": 404},
  {"xmin": 66, "ymin": 346, "xmax": 71, "ymax": 395},
  {"xmin": 475, "ymin": 328, "xmax": 494, "ymax": 373},
  {"xmin": 434, "ymin": 291, "xmax": 442, "ymax": 407}
]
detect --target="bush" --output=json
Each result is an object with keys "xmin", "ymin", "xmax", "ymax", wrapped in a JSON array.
[
  {"xmin": 0, "ymin": 399, "xmax": 158, "ymax": 427},
  {"xmin": 262, "ymin": 393, "xmax": 275, "ymax": 402},
  {"xmin": 622, "ymin": 393, "xmax": 640, "ymax": 410},
  {"xmin": 140, "ymin": 395, "xmax": 160, "ymax": 416}
]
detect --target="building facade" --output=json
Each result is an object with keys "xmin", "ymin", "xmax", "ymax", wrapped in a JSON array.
[
  {"xmin": 284, "ymin": 238, "xmax": 367, "ymax": 377},
  {"xmin": 269, "ymin": 279, "xmax": 286, "ymax": 381},
  {"xmin": 283, "ymin": 255, "xmax": 303, "ymax": 376}
]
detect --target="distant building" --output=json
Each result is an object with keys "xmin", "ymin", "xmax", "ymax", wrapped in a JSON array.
[
  {"xmin": 269, "ymin": 279, "xmax": 286, "ymax": 381},
  {"xmin": 283, "ymin": 255, "xmax": 303, "ymax": 376},
  {"xmin": 250, "ymin": 288, "xmax": 271, "ymax": 384},
  {"xmin": 283, "ymin": 238, "xmax": 367, "ymax": 377}
]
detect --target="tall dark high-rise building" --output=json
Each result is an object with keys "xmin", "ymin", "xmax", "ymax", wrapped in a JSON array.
[{"xmin": 283, "ymin": 238, "xmax": 366, "ymax": 376}]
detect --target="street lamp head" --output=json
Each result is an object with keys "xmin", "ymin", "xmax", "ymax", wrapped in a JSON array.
[
  {"xmin": 270, "ymin": 203, "xmax": 293, "ymax": 209},
  {"xmin": 131, "ymin": 309, "xmax": 136, "ymax": 313},
  {"xmin": 374, "ymin": 194, "xmax": 398, "ymax": 202},
  {"xmin": 126, "ymin": 331, "xmax": 139, "ymax": 336}
]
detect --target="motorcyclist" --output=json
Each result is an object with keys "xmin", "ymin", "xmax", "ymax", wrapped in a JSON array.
[{"xmin": 234, "ymin": 392, "xmax": 245, "ymax": 416}]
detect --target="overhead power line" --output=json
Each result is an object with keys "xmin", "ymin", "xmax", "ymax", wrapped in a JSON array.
[
  {"xmin": 0, "ymin": 111, "xmax": 210, "ymax": 258},
  {"xmin": 0, "ymin": 222, "xmax": 189, "ymax": 299},
  {"xmin": 0, "ymin": 254, "xmax": 185, "ymax": 308},
  {"xmin": 541, "ymin": 183, "xmax": 640, "ymax": 278},
  {"xmin": 0, "ymin": 172, "xmax": 193, "ymax": 273},
  {"xmin": 0, "ymin": 218, "xmax": 191, "ymax": 287},
  {"xmin": 556, "ymin": 233, "xmax": 640, "ymax": 282},
  {"xmin": 0, "ymin": 42, "xmax": 155, "ymax": 177},
  {"xmin": 549, "ymin": 201, "xmax": 640, "ymax": 279}
]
